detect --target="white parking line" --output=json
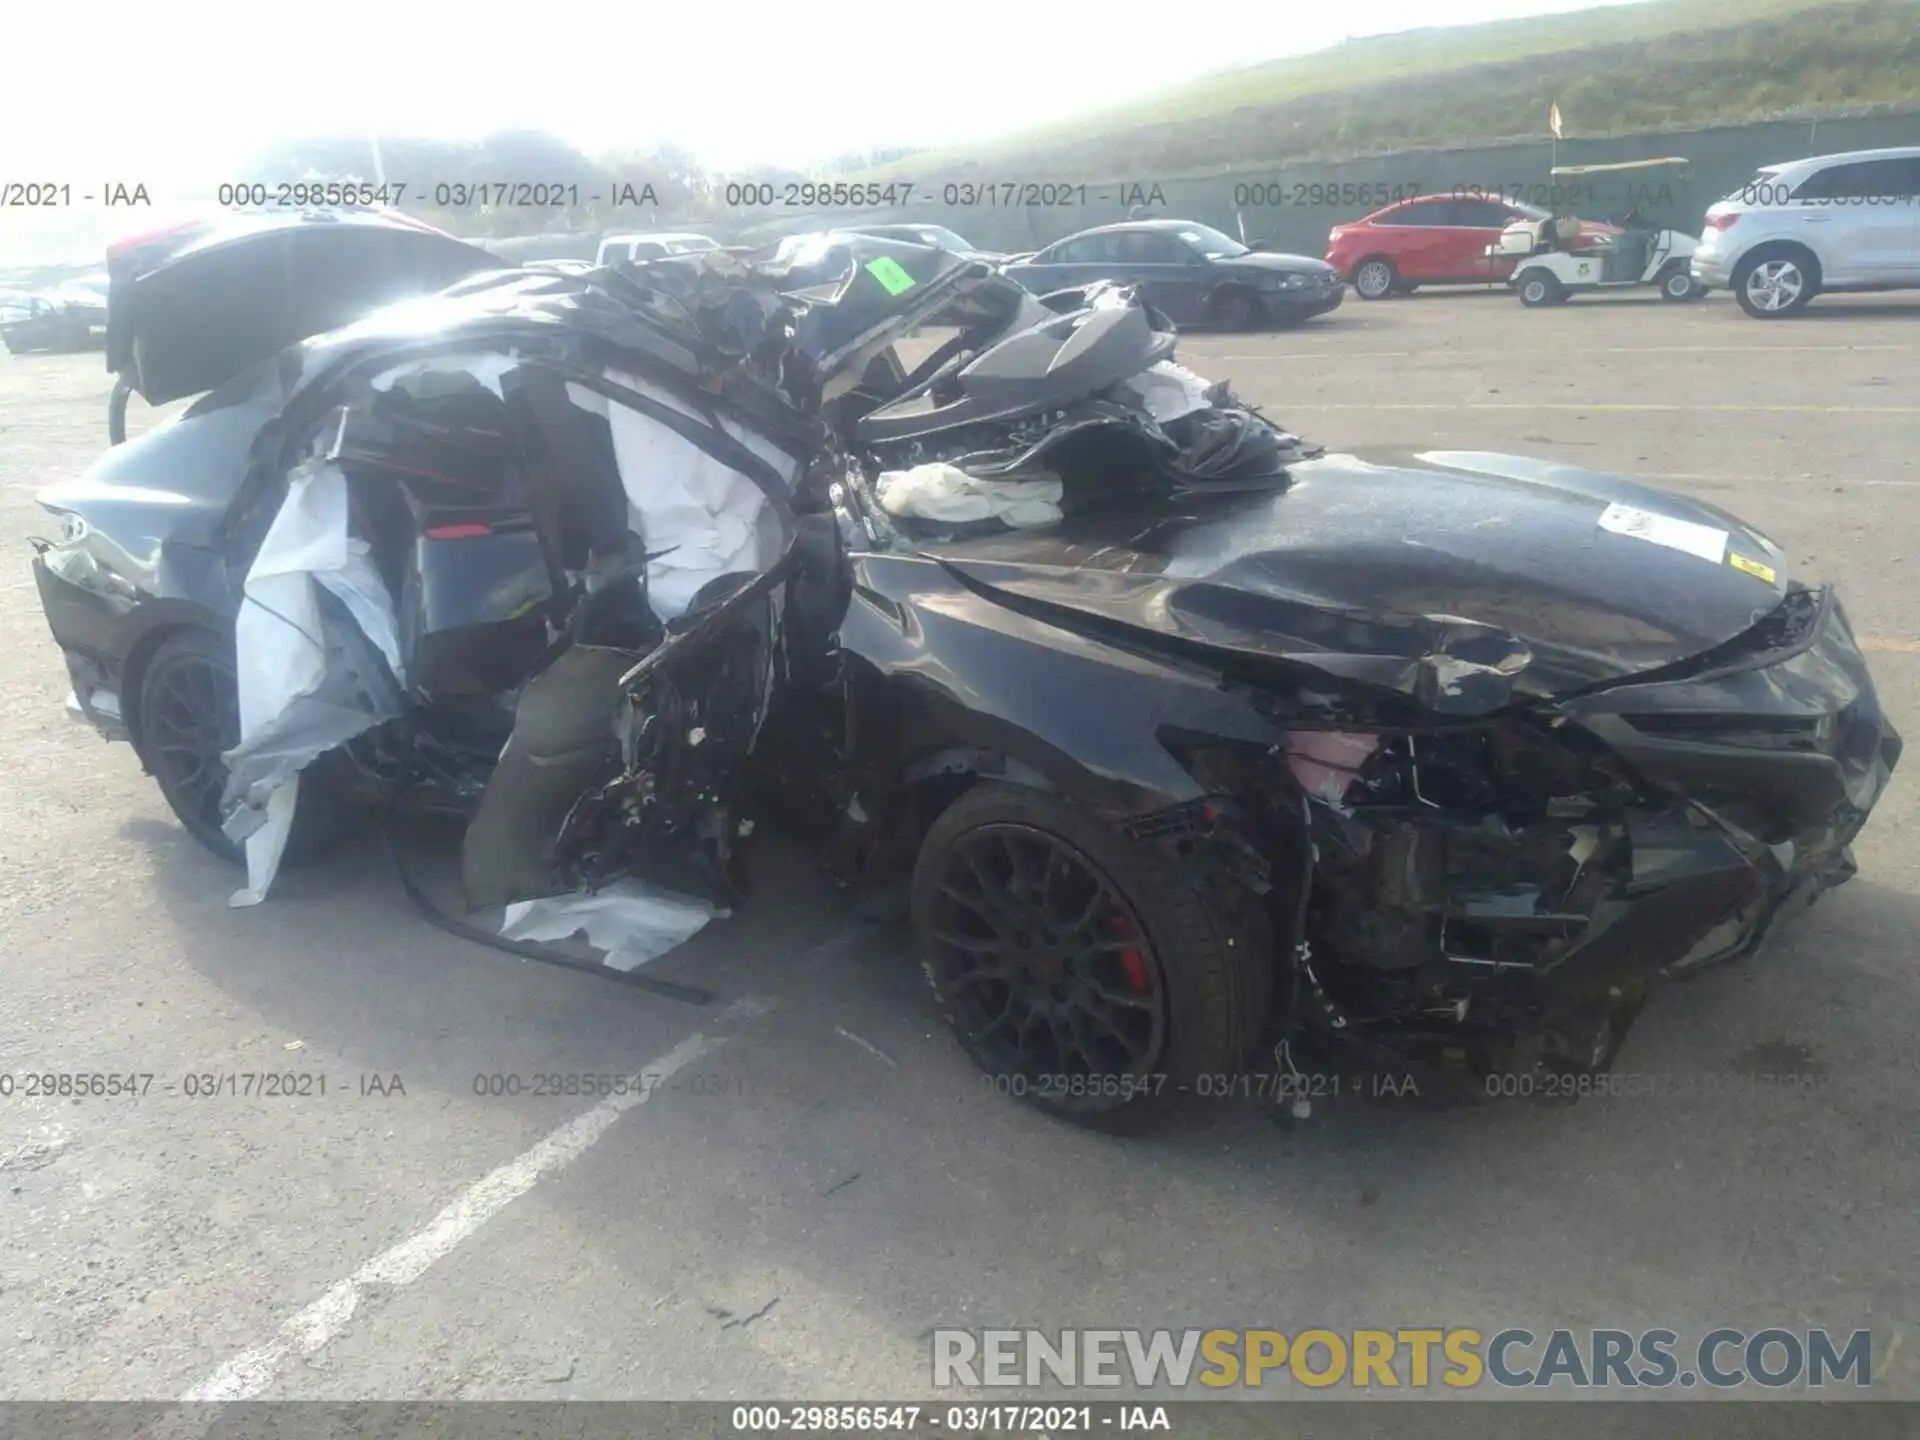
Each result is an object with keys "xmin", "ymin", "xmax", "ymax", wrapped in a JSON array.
[
  {"xmin": 1194, "ymin": 344, "xmax": 1917, "ymax": 361},
  {"xmin": 1284, "ymin": 402, "xmax": 1920, "ymax": 414},
  {"xmin": 179, "ymin": 993, "xmax": 775, "ymax": 1402},
  {"xmin": 1642, "ymin": 471, "xmax": 1920, "ymax": 489}
]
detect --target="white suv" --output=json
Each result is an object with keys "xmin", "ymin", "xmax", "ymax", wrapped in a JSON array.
[{"xmin": 1692, "ymin": 146, "xmax": 1920, "ymax": 317}]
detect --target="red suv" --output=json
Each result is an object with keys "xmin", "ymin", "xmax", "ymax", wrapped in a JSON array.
[{"xmin": 1328, "ymin": 195, "xmax": 1589, "ymax": 299}]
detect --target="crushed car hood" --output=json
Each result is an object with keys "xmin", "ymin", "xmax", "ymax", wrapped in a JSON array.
[
  {"xmin": 107, "ymin": 210, "xmax": 501, "ymax": 405},
  {"xmin": 927, "ymin": 449, "xmax": 1794, "ymax": 705}
]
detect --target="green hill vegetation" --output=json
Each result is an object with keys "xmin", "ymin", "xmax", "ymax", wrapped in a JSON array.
[{"xmin": 865, "ymin": 0, "xmax": 1920, "ymax": 182}]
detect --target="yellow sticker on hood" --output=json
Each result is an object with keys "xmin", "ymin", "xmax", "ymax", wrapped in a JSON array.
[{"xmin": 1729, "ymin": 552, "xmax": 1777, "ymax": 584}]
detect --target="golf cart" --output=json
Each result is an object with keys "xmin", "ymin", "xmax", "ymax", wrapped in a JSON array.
[{"xmin": 1492, "ymin": 158, "xmax": 1704, "ymax": 306}]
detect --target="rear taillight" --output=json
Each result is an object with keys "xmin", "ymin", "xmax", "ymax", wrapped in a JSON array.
[{"xmin": 1707, "ymin": 213, "xmax": 1741, "ymax": 232}]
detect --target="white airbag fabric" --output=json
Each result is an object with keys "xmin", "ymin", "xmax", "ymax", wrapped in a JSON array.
[
  {"xmin": 875, "ymin": 463, "xmax": 1064, "ymax": 528},
  {"xmin": 500, "ymin": 881, "xmax": 724, "ymax": 971},
  {"xmin": 567, "ymin": 370, "xmax": 798, "ymax": 621},
  {"xmin": 224, "ymin": 459, "xmax": 403, "ymax": 908}
]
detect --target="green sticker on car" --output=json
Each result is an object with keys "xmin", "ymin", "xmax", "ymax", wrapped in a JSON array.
[{"xmin": 865, "ymin": 257, "xmax": 917, "ymax": 295}]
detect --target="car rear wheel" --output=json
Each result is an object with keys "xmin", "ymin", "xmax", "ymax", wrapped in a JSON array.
[
  {"xmin": 1518, "ymin": 271, "xmax": 1565, "ymax": 307},
  {"xmin": 1734, "ymin": 248, "xmax": 1818, "ymax": 317},
  {"xmin": 1353, "ymin": 257, "xmax": 1398, "ymax": 300},
  {"xmin": 1658, "ymin": 264, "xmax": 1703, "ymax": 302},
  {"xmin": 134, "ymin": 629, "xmax": 352, "ymax": 867},
  {"xmin": 912, "ymin": 783, "xmax": 1270, "ymax": 1125}
]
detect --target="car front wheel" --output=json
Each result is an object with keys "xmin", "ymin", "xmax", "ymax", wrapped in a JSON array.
[
  {"xmin": 912, "ymin": 783, "xmax": 1270, "ymax": 1125},
  {"xmin": 1210, "ymin": 288, "xmax": 1262, "ymax": 330}
]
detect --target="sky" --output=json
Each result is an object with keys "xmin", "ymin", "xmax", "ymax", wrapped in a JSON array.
[{"xmin": 3, "ymin": 0, "xmax": 1651, "ymax": 187}]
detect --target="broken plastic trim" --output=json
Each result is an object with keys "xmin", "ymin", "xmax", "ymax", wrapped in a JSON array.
[
  {"xmin": 382, "ymin": 819, "xmax": 714, "ymax": 1004},
  {"xmin": 618, "ymin": 541, "xmax": 800, "ymax": 691}
]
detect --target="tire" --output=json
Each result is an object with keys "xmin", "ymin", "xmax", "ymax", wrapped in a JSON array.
[
  {"xmin": 108, "ymin": 375, "xmax": 132, "ymax": 446},
  {"xmin": 133, "ymin": 629, "xmax": 354, "ymax": 867},
  {"xmin": 1658, "ymin": 264, "xmax": 1703, "ymax": 302},
  {"xmin": 1733, "ymin": 247, "xmax": 1818, "ymax": 318},
  {"xmin": 911, "ymin": 783, "xmax": 1270, "ymax": 1124},
  {"xmin": 1517, "ymin": 270, "xmax": 1565, "ymax": 307},
  {"xmin": 1209, "ymin": 287, "xmax": 1261, "ymax": 330},
  {"xmin": 1353, "ymin": 257, "xmax": 1398, "ymax": 300}
]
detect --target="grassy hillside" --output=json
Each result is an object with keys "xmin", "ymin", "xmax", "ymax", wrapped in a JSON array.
[{"xmin": 865, "ymin": 0, "xmax": 1919, "ymax": 182}]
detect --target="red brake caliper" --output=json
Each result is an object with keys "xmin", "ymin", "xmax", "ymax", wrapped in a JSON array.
[{"xmin": 1108, "ymin": 910, "xmax": 1151, "ymax": 993}]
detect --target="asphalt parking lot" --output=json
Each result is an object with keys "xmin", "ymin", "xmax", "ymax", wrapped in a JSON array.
[{"xmin": 3, "ymin": 285, "xmax": 1918, "ymax": 1408}]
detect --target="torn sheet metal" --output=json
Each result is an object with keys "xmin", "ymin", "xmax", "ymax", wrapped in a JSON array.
[
  {"xmin": 499, "ymin": 880, "xmax": 725, "ymax": 971},
  {"xmin": 566, "ymin": 370, "xmax": 799, "ymax": 621},
  {"xmin": 1122, "ymin": 360, "xmax": 1215, "ymax": 424},
  {"xmin": 876, "ymin": 463, "xmax": 1064, "ymax": 528},
  {"xmin": 221, "ymin": 458, "xmax": 403, "ymax": 906},
  {"xmin": 1598, "ymin": 501, "xmax": 1728, "ymax": 564}
]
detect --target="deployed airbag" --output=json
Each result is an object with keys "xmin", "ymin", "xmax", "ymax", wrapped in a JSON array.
[
  {"xmin": 221, "ymin": 458, "xmax": 403, "ymax": 906},
  {"xmin": 876, "ymin": 463, "xmax": 1064, "ymax": 528},
  {"xmin": 566, "ymin": 370, "xmax": 797, "ymax": 621}
]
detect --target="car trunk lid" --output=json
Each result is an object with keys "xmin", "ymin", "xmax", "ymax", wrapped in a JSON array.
[{"xmin": 107, "ymin": 210, "xmax": 501, "ymax": 404}]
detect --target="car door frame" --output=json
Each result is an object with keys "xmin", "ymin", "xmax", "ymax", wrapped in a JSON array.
[
  {"xmin": 1020, "ymin": 232, "xmax": 1113, "ymax": 294},
  {"xmin": 1452, "ymin": 199, "xmax": 1530, "ymax": 279},
  {"xmin": 1372, "ymin": 199, "xmax": 1464, "ymax": 281},
  {"xmin": 1115, "ymin": 228, "xmax": 1212, "ymax": 323},
  {"xmin": 1888, "ymin": 156, "xmax": 1920, "ymax": 282},
  {"xmin": 1789, "ymin": 158, "xmax": 1919, "ymax": 283}
]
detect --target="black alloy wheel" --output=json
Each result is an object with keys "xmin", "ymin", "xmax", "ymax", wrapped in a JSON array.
[
  {"xmin": 138, "ymin": 630, "xmax": 245, "ymax": 863},
  {"xmin": 922, "ymin": 822, "xmax": 1169, "ymax": 1103},
  {"xmin": 913, "ymin": 784, "xmax": 1270, "ymax": 1124}
]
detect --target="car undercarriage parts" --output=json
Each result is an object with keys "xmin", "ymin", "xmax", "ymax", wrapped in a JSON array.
[{"xmin": 384, "ymin": 822, "xmax": 715, "ymax": 1004}]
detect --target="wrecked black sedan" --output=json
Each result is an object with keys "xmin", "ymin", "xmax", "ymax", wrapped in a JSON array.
[{"xmin": 30, "ymin": 214, "xmax": 1901, "ymax": 1121}]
